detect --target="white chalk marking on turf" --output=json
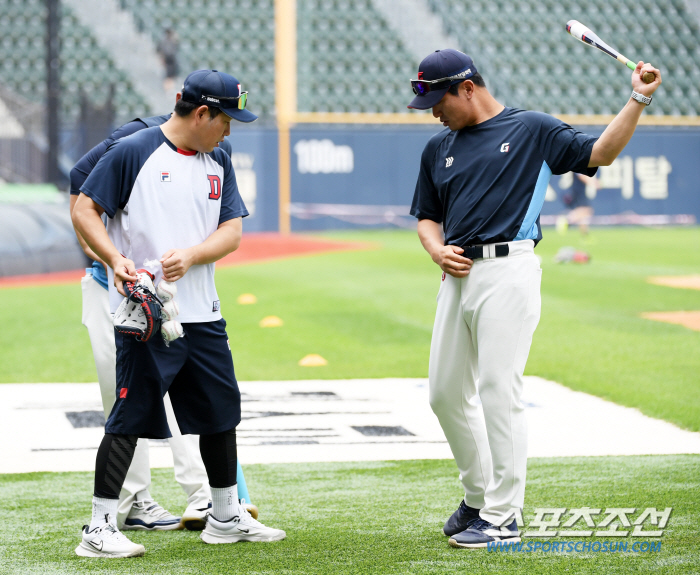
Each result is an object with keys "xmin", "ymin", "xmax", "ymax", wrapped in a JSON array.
[{"xmin": 0, "ymin": 377, "xmax": 699, "ymax": 473}]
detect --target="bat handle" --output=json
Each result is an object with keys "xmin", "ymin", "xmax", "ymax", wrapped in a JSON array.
[{"xmin": 625, "ymin": 58, "xmax": 655, "ymax": 83}]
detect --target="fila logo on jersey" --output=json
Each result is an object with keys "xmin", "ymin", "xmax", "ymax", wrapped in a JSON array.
[
  {"xmin": 161, "ymin": 172, "xmax": 171, "ymax": 182},
  {"xmin": 207, "ymin": 175, "xmax": 221, "ymax": 200},
  {"xmin": 445, "ymin": 157, "xmax": 454, "ymax": 168},
  {"xmin": 500, "ymin": 143, "xmax": 510, "ymax": 153}
]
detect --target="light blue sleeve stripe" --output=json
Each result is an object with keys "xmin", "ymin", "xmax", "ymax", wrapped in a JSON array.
[{"xmin": 515, "ymin": 161, "xmax": 552, "ymax": 241}]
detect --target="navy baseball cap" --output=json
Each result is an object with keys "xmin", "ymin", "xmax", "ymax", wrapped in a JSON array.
[
  {"xmin": 181, "ymin": 69, "xmax": 257, "ymax": 123},
  {"xmin": 408, "ymin": 49, "xmax": 477, "ymax": 110}
]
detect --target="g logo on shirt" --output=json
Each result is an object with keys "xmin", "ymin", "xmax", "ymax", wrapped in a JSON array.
[
  {"xmin": 207, "ymin": 175, "xmax": 221, "ymax": 200},
  {"xmin": 500, "ymin": 143, "xmax": 510, "ymax": 153}
]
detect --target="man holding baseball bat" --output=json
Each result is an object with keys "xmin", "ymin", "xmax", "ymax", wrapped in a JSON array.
[
  {"xmin": 408, "ymin": 48, "xmax": 660, "ymax": 549},
  {"xmin": 72, "ymin": 69, "xmax": 286, "ymax": 558}
]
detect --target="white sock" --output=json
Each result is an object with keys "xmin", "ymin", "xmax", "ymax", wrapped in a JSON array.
[
  {"xmin": 89, "ymin": 497, "xmax": 119, "ymax": 531},
  {"xmin": 211, "ymin": 484, "xmax": 238, "ymax": 522}
]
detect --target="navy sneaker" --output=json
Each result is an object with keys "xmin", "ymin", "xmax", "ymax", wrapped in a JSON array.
[
  {"xmin": 443, "ymin": 500, "xmax": 481, "ymax": 537},
  {"xmin": 448, "ymin": 518, "xmax": 520, "ymax": 549}
]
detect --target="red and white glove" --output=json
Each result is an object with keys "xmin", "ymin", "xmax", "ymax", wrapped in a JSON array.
[{"xmin": 113, "ymin": 270, "xmax": 162, "ymax": 342}]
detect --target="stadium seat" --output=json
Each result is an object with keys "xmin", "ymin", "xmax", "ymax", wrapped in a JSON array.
[{"xmin": 0, "ymin": 0, "xmax": 696, "ymax": 124}]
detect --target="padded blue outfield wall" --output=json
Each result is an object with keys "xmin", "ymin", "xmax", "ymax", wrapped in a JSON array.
[
  {"xmin": 226, "ymin": 125, "xmax": 700, "ymax": 232},
  {"xmin": 224, "ymin": 128, "xmax": 279, "ymax": 233}
]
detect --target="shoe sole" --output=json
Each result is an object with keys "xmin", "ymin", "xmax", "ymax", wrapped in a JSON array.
[
  {"xmin": 122, "ymin": 522, "xmax": 183, "ymax": 531},
  {"xmin": 200, "ymin": 530, "xmax": 286, "ymax": 544},
  {"xmin": 75, "ymin": 543, "xmax": 145, "ymax": 558},
  {"xmin": 182, "ymin": 517, "xmax": 207, "ymax": 531},
  {"xmin": 448, "ymin": 536, "xmax": 521, "ymax": 549},
  {"xmin": 244, "ymin": 504, "xmax": 259, "ymax": 520}
]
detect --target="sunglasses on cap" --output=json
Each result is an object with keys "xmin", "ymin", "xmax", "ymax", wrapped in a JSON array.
[
  {"xmin": 410, "ymin": 69, "xmax": 473, "ymax": 96},
  {"xmin": 198, "ymin": 92, "xmax": 249, "ymax": 110}
]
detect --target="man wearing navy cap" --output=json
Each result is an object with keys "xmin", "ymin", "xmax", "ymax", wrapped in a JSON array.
[
  {"xmin": 409, "ymin": 49, "xmax": 661, "ymax": 548},
  {"xmin": 72, "ymin": 69, "xmax": 285, "ymax": 557}
]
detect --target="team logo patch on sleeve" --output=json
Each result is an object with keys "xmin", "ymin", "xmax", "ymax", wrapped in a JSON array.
[{"xmin": 161, "ymin": 171, "xmax": 171, "ymax": 182}]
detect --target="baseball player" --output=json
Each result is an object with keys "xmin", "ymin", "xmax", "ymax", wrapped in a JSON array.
[
  {"xmin": 408, "ymin": 49, "xmax": 660, "ymax": 548},
  {"xmin": 562, "ymin": 172, "xmax": 599, "ymax": 235},
  {"xmin": 72, "ymin": 69, "xmax": 284, "ymax": 558},
  {"xmin": 70, "ymin": 110, "xmax": 257, "ymax": 532}
]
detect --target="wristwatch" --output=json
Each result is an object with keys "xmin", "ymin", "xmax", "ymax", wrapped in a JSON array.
[{"xmin": 631, "ymin": 91, "xmax": 652, "ymax": 106}]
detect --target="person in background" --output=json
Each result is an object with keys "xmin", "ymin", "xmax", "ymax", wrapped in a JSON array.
[
  {"xmin": 158, "ymin": 28, "xmax": 180, "ymax": 93},
  {"xmin": 562, "ymin": 172, "xmax": 600, "ymax": 235}
]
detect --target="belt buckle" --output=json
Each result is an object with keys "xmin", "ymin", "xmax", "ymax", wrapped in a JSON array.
[
  {"xmin": 464, "ymin": 245, "xmax": 484, "ymax": 260},
  {"xmin": 495, "ymin": 244, "xmax": 510, "ymax": 257}
]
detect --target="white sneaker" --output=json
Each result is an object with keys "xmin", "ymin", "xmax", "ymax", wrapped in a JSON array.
[
  {"xmin": 182, "ymin": 501, "xmax": 212, "ymax": 531},
  {"xmin": 182, "ymin": 500, "xmax": 259, "ymax": 531},
  {"xmin": 201, "ymin": 506, "xmax": 286, "ymax": 544},
  {"xmin": 75, "ymin": 515, "xmax": 145, "ymax": 558},
  {"xmin": 122, "ymin": 499, "xmax": 182, "ymax": 531}
]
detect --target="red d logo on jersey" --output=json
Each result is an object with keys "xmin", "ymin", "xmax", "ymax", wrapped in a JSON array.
[{"xmin": 207, "ymin": 175, "xmax": 221, "ymax": 200}]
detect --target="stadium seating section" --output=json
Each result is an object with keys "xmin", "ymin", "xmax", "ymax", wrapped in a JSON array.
[
  {"xmin": 120, "ymin": 0, "xmax": 276, "ymax": 118},
  {"xmin": 0, "ymin": 0, "xmax": 147, "ymax": 124},
  {"xmin": 1, "ymin": 0, "xmax": 699, "ymax": 122},
  {"xmin": 296, "ymin": 0, "xmax": 418, "ymax": 113},
  {"xmin": 428, "ymin": 0, "xmax": 700, "ymax": 115}
]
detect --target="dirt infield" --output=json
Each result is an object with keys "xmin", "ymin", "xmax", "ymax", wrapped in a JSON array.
[
  {"xmin": 217, "ymin": 232, "xmax": 371, "ymax": 267},
  {"xmin": 0, "ymin": 233, "xmax": 371, "ymax": 289},
  {"xmin": 641, "ymin": 311, "xmax": 700, "ymax": 332},
  {"xmin": 647, "ymin": 275, "xmax": 700, "ymax": 291}
]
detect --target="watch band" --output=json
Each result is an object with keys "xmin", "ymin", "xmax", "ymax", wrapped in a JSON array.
[{"xmin": 631, "ymin": 91, "xmax": 652, "ymax": 106}]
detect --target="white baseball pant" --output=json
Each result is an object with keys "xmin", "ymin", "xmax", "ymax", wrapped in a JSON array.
[
  {"xmin": 428, "ymin": 240, "xmax": 541, "ymax": 526},
  {"xmin": 81, "ymin": 273, "xmax": 210, "ymax": 527}
]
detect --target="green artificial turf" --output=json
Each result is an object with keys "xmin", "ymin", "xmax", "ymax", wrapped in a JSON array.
[
  {"xmin": 0, "ymin": 455, "xmax": 698, "ymax": 574},
  {"xmin": 1, "ymin": 227, "xmax": 699, "ymax": 431}
]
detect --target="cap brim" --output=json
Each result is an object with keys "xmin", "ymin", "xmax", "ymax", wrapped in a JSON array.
[
  {"xmin": 222, "ymin": 108, "xmax": 258, "ymax": 123},
  {"xmin": 407, "ymin": 87, "xmax": 449, "ymax": 110}
]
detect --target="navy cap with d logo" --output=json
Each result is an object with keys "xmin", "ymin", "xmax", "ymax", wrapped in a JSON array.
[
  {"xmin": 181, "ymin": 69, "xmax": 258, "ymax": 123},
  {"xmin": 408, "ymin": 49, "xmax": 477, "ymax": 110}
]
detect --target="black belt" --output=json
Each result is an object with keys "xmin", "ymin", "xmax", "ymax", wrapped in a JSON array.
[{"xmin": 461, "ymin": 244, "xmax": 510, "ymax": 259}]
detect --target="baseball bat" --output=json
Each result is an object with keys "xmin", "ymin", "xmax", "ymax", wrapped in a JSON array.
[{"xmin": 566, "ymin": 20, "xmax": 656, "ymax": 83}]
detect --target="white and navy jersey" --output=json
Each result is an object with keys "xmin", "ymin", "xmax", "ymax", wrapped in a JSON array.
[
  {"xmin": 411, "ymin": 107, "xmax": 598, "ymax": 246},
  {"xmin": 80, "ymin": 126, "xmax": 248, "ymax": 322}
]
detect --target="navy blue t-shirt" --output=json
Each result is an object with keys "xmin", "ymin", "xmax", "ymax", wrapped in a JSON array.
[{"xmin": 411, "ymin": 107, "xmax": 598, "ymax": 246}]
